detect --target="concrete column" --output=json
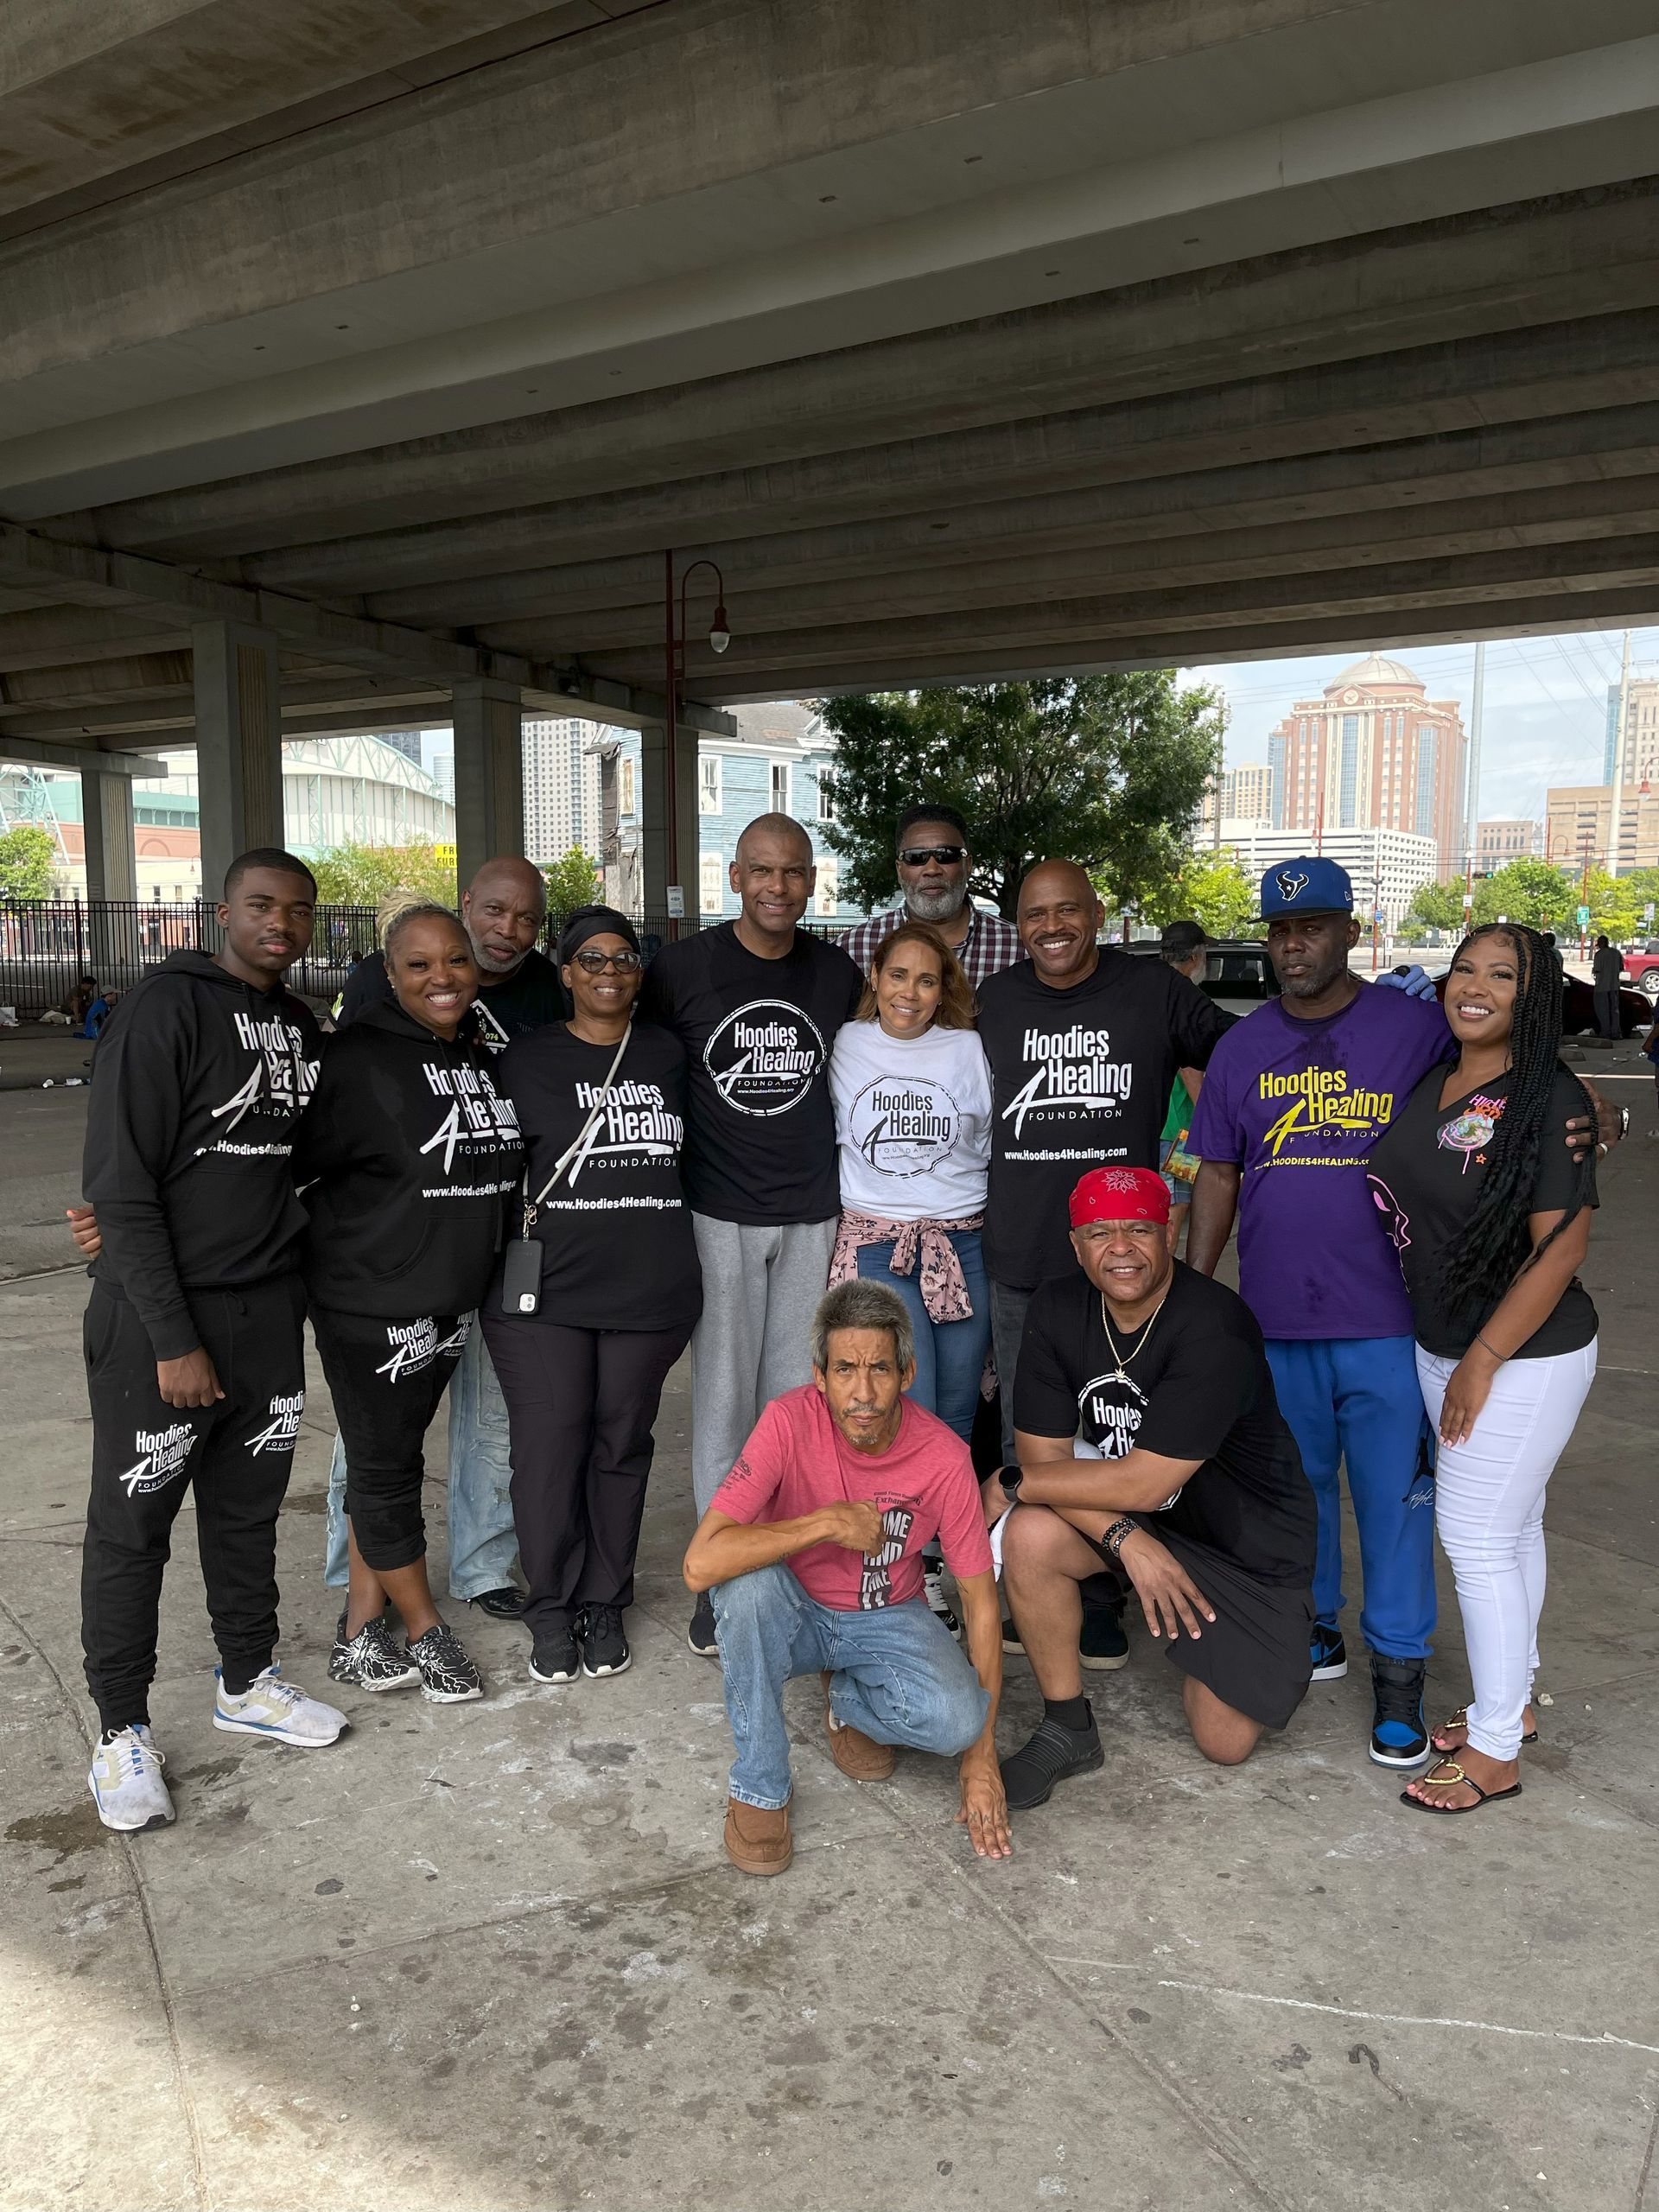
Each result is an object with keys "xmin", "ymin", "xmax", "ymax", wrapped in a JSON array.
[
  {"xmin": 192, "ymin": 620, "xmax": 284, "ymax": 900},
  {"xmin": 450, "ymin": 677, "xmax": 524, "ymax": 893},
  {"xmin": 639, "ymin": 721, "xmax": 699, "ymax": 922},
  {"xmin": 81, "ymin": 767, "xmax": 137, "ymax": 904}
]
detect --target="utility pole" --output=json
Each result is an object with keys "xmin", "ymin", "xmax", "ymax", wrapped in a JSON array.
[
  {"xmin": 1463, "ymin": 639, "xmax": 1485, "ymax": 877},
  {"xmin": 1608, "ymin": 628, "xmax": 1632, "ymax": 882}
]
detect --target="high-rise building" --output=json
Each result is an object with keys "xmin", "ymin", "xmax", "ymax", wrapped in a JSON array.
[
  {"xmin": 1546, "ymin": 784, "xmax": 1659, "ymax": 875},
  {"xmin": 1476, "ymin": 818, "xmax": 1538, "ymax": 866},
  {"xmin": 1200, "ymin": 761, "xmax": 1274, "ymax": 827},
  {"xmin": 1212, "ymin": 824, "xmax": 1439, "ymax": 930},
  {"xmin": 376, "ymin": 731, "xmax": 424, "ymax": 765},
  {"xmin": 522, "ymin": 715, "xmax": 606, "ymax": 865},
  {"xmin": 1267, "ymin": 654, "xmax": 1467, "ymax": 874},
  {"xmin": 1604, "ymin": 676, "xmax": 1659, "ymax": 786}
]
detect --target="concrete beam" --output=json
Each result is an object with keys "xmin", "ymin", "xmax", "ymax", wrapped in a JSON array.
[
  {"xmin": 637, "ymin": 722, "xmax": 699, "ymax": 922},
  {"xmin": 193, "ymin": 621, "xmax": 285, "ymax": 899},
  {"xmin": 451, "ymin": 677, "xmax": 524, "ymax": 887},
  {"xmin": 80, "ymin": 769, "xmax": 137, "ymax": 904},
  {"xmin": 0, "ymin": 733, "xmax": 168, "ymax": 778},
  {"xmin": 0, "ymin": 605, "xmax": 191, "ymax": 673}
]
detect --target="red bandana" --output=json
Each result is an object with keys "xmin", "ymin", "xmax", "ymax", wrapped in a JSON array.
[{"xmin": 1068, "ymin": 1165, "xmax": 1172, "ymax": 1229}]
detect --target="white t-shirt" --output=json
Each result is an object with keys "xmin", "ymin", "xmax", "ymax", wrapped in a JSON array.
[{"xmin": 830, "ymin": 1019, "xmax": 993, "ymax": 1221}]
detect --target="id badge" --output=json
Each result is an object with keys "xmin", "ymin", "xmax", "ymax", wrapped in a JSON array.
[{"xmin": 500, "ymin": 1237, "xmax": 542, "ymax": 1317}]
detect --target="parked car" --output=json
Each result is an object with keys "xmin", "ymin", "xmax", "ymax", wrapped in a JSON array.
[
  {"xmin": 1122, "ymin": 938, "xmax": 1279, "ymax": 1018},
  {"xmin": 1619, "ymin": 942, "xmax": 1659, "ymax": 1000}
]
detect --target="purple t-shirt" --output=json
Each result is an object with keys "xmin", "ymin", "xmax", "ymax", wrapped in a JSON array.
[{"xmin": 1187, "ymin": 984, "xmax": 1453, "ymax": 1340}]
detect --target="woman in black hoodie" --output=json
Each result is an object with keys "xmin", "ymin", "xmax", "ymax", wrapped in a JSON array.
[{"xmin": 297, "ymin": 905, "xmax": 524, "ymax": 1703}]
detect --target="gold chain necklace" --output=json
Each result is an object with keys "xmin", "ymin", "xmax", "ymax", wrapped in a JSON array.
[{"xmin": 1099, "ymin": 1285, "xmax": 1172, "ymax": 1384}]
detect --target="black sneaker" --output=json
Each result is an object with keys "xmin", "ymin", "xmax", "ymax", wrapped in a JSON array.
[
  {"xmin": 1001, "ymin": 1617, "xmax": 1025, "ymax": 1655},
  {"xmin": 405, "ymin": 1620, "xmax": 484, "ymax": 1704},
  {"xmin": 579, "ymin": 1604, "xmax": 631, "ymax": 1678},
  {"xmin": 529, "ymin": 1630, "xmax": 580, "ymax": 1685},
  {"xmin": 1310, "ymin": 1620, "xmax": 1348, "ymax": 1681},
  {"xmin": 1079, "ymin": 1599, "xmax": 1128, "ymax": 1672},
  {"xmin": 328, "ymin": 1609, "xmax": 419, "ymax": 1693},
  {"xmin": 1368, "ymin": 1655, "xmax": 1430, "ymax": 1768},
  {"xmin": 999, "ymin": 1707, "xmax": 1104, "ymax": 1811},
  {"xmin": 688, "ymin": 1590, "xmax": 719, "ymax": 1658},
  {"xmin": 923, "ymin": 1561, "xmax": 961, "ymax": 1638}
]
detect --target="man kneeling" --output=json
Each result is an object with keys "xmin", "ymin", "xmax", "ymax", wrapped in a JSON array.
[
  {"xmin": 996, "ymin": 1167, "xmax": 1316, "ymax": 1809},
  {"xmin": 683, "ymin": 1281, "xmax": 1009, "ymax": 1875}
]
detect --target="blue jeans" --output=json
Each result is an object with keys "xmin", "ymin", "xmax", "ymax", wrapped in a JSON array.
[
  {"xmin": 713, "ymin": 1562, "xmax": 989, "ymax": 1809},
  {"xmin": 324, "ymin": 1315, "xmax": 520, "ymax": 1599},
  {"xmin": 1265, "ymin": 1335, "xmax": 1436, "ymax": 1661},
  {"xmin": 855, "ymin": 1229, "xmax": 989, "ymax": 1446}
]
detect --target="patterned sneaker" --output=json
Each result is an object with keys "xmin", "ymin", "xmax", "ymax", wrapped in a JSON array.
[
  {"xmin": 88, "ymin": 1724, "xmax": 174, "ymax": 1833},
  {"xmin": 406, "ymin": 1621, "xmax": 484, "ymax": 1704},
  {"xmin": 1310, "ymin": 1621, "xmax": 1348, "ymax": 1681},
  {"xmin": 529, "ymin": 1631, "xmax": 581, "ymax": 1685},
  {"xmin": 579, "ymin": 1605, "xmax": 632, "ymax": 1679},
  {"xmin": 1369, "ymin": 1655, "xmax": 1431, "ymax": 1768},
  {"xmin": 213, "ymin": 1664, "xmax": 348, "ymax": 1745},
  {"xmin": 922, "ymin": 1561, "xmax": 961, "ymax": 1637},
  {"xmin": 328, "ymin": 1610, "xmax": 420, "ymax": 1693}
]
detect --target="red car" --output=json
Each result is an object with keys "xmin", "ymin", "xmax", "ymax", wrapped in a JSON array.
[{"xmin": 1620, "ymin": 943, "xmax": 1659, "ymax": 1001}]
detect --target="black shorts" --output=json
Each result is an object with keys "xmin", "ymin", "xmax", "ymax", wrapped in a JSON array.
[{"xmin": 1087, "ymin": 1524, "xmax": 1313, "ymax": 1732}]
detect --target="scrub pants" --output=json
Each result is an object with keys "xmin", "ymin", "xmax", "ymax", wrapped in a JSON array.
[{"xmin": 1265, "ymin": 1335, "xmax": 1436, "ymax": 1662}]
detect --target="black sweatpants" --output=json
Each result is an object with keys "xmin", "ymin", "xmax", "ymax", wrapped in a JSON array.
[
  {"xmin": 311, "ymin": 1307, "xmax": 467, "ymax": 1571},
  {"xmin": 482, "ymin": 1312, "xmax": 692, "ymax": 1638},
  {"xmin": 81, "ymin": 1275, "xmax": 306, "ymax": 1732}
]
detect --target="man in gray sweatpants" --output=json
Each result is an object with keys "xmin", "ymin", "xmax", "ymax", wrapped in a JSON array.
[{"xmin": 640, "ymin": 813, "xmax": 865, "ymax": 1653}]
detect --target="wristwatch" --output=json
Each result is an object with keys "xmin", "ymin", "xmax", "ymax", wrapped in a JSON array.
[
  {"xmin": 1102, "ymin": 1516, "xmax": 1136, "ymax": 1558},
  {"xmin": 998, "ymin": 1465, "xmax": 1024, "ymax": 1503}
]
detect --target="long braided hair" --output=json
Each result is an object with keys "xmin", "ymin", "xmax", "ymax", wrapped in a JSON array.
[{"xmin": 1435, "ymin": 923, "xmax": 1594, "ymax": 1337}]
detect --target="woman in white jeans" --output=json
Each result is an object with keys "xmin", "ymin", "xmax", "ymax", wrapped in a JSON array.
[{"xmin": 1367, "ymin": 923, "xmax": 1598, "ymax": 1816}]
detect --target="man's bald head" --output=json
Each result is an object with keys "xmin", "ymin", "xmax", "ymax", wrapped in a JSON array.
[
  {"xmin": 461, "ymin": 854, "xmax": 548, "ymax": 976},
  {"xmin": 1016, "ymin": 858, "xmax": 1104, "ymax": 988},
  {"xmin": 730, "ymin": 812, "xmax": 815, "ymax": 949}
]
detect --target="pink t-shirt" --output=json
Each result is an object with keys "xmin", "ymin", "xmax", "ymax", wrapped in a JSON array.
[{"xmin": 710, "ymin": 1385, "xmax": 994, "ymax": 1611}]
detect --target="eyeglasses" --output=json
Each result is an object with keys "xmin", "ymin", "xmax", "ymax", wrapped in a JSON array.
[
  {"xmin": 898, "ymin": 845, "xmax": 967, "ymax": 867},
  {"xmin": 571, "ymin": 948, "xmax": 643, "ymax": 973}
]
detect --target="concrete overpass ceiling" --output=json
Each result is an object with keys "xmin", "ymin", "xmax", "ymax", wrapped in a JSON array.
[{"xmin": 0, "ymin": 0, "xmax": 1656, "ymax": 752}]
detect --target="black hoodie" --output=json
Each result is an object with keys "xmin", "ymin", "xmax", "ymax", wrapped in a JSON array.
[
  {"xmin": 82, "ymin": 950, "xmax": 323, "ymax": 1360},
  {"xmin": 295, "ymin": 999, "xmax": 524, "ymax": 1318}
]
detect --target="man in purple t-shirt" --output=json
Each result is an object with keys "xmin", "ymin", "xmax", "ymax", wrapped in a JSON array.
[{"xmin": 1187, "ymin": 860, "xmax": 1453, "ymax": 1772}]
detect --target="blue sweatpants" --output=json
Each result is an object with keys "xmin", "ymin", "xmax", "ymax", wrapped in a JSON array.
[{"xmin": 1265, "ymin": 1335, "xmax": 1435, "ymax": 1661}]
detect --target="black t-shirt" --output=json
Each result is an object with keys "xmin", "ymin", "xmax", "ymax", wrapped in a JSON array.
[
  {"xmin": 337, "ymin": 946, "xmax": 567, "ymax": 1048},
  {"xmin": 1366, "ymin": 1065, "xmax": 1599, "ymax": 1358},
  {"xmin": 495, "ymin": 1020, "xmax": 702, "ymax": 1332},
  {"xmin": 639, "ymin": 922, "xmax": 863, "ymax": 1224},
  {"xmin": 1014, "ymin": 1264, "xmax": 1315, "ymax": 1586},
  {"xmin": 976, "ymin": 950, "xmax": 1228, "ymax": 1289}
]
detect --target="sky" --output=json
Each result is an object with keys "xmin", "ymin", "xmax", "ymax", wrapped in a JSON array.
[{"xmin": 1187, "ymin": 624, "xmax": 1659, "ymax": 827}]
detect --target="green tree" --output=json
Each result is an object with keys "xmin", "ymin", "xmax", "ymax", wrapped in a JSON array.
[
  {"xmin": 542, "ymin": 846, "xmax": 601, "ymax": 918},
  {"xmin": 817, "ymin": 677, "xmax": 1224, "ymax": 918},
  {"xmin": 1404, "ymin": 879, "xmax": 1465, "ymax": 933},
  {"xmin": 1135, "ymin": 849, "xmax": 1260, "ymax": 937},
  {"xmin": 309, "ymin": 842, "xmax": 457, "ymax": 905},
  {"xmin": 0, "ymin": 823, "xmax": 57, "ymax": 899},
  {"xmin": 1471, "ymin": 857, "xmax": 1577, "ymax": 931}
]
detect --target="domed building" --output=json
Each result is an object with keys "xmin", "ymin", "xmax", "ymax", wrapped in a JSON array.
[{"xmin": 1268, "ymin": 653, "xmax": 1467, "ymax": 874}]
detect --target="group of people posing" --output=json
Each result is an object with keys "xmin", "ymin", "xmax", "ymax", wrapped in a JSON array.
[{"xmin": 72, "ymin": 804, "xmax": 1614, "ymax": 1868}]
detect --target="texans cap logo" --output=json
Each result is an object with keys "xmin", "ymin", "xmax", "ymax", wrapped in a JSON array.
[{"xmin": 1274, "ymin": 868, "xmax": 1309, "ymax": 903}]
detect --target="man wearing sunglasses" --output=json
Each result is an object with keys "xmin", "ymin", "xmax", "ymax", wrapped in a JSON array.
[{"xmin": 840, "ymin": 805, "xmax": 1026, "ymax": 991}]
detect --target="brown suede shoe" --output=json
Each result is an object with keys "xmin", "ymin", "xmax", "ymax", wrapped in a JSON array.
[
  {"xmin": 822, "ymin": 1670, "xmax": 896, "ymax": 1780},
  {"xmin": 724, "ymin": 1794, "xmax": 793, "ymax": 1876}
]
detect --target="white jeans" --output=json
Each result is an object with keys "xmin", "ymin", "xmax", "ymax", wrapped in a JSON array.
[{"xmin": 1415, "ymin": 1339, "xmax": 1598, "ymax": 1761}]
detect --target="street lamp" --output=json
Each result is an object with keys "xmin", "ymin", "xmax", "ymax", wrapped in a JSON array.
[{"xmin": 662, "ymin": 556, "xmax": 733, "ymax": 937}]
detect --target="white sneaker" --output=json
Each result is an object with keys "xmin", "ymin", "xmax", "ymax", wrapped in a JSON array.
[
  {"xmin": 213, "ymin": 1663, "xmax": 349, "ymax": 1746},
  {"xmin": 88, "ymin": 1724, "xmax": 175, "ymax": 1833},
  {"xmin": 922, "ymin": 1562, "xmax": 961, "ymax": 1638}
]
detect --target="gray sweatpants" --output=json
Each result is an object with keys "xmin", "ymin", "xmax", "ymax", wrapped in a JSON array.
[{"xmin": 690, "ymin": 1215, "xmax": 838, "ymax": 1513}]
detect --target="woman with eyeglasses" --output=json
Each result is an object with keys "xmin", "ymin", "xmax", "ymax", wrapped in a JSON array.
[
  {"xmin": 828, "ymin": 920, "xmax": 993, "ymax": 1634},
  {"xmin": 482, "ymin": 907, "xmax": 702, "ymax": 1687}
]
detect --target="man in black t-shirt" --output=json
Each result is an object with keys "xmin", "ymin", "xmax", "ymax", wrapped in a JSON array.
[
  {"xmin": 641, "ymin": 813, "xmax": 864, "ymax": 1656},
  {"xmin": 991, "ymin": 1166, "xmax": 1315, "ymax": 1810},
  {"xmin": 327, "ymin": 855, "xmax": 563, "ymax": 1620}
]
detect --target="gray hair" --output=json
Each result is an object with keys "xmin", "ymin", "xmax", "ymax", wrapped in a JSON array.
[{"xmin": 810, "ymin": 1280, "xmax": 915, "ymax": 1375}]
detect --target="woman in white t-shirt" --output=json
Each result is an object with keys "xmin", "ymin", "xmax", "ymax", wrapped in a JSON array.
[{"xmin": 829, "ymin": 920, "xmax": 994, "ymax": 1580}]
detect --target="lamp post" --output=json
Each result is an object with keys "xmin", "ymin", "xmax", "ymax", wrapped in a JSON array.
[{"xmin": 663, "ymin": 555, "xmax": 730, "ymax": 938}]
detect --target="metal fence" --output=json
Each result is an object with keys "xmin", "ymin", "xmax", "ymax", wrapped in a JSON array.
[{"xmin": 0, "ymin": 900, "xmax": 848, "ymax": 1017}]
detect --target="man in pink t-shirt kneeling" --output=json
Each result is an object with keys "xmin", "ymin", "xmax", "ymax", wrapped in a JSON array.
[{"xmin": 683, "ymin": 1281, "xmax": 1009, "ymax": 1876}]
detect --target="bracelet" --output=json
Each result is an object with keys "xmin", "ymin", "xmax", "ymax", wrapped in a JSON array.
[
  {"xmin": 1102, "ymin": 1516, "xmax": 1136, "ymax": 1558},
  {"xmin": 1475, "ymin": 1332, "xmax": 1509, "ymax": 1363}
]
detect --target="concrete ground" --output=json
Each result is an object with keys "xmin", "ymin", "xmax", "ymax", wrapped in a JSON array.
[{"xmin": 3, "ymin": 1049, "xmax": 1657, "ymax": 2212}]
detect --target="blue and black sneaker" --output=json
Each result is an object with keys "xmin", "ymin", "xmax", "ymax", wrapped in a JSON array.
[
  {"xmin": 1309, "ymin": 1620, "xmax": 1348, "ymax": 1681},
  {"xmin": 1368, "ymin": 1655, "xmax": 1431, "ymax": 1768}
]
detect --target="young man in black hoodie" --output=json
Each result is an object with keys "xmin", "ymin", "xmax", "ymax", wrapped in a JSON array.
[{"xmin": 79, "ymin": 849, "xmax": 348, "ymax": 1833}]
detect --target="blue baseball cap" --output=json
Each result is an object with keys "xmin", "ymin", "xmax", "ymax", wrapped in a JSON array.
[{"xmin": 1256, "ymin": 856, "xmax": 1353, "ymax": 920}]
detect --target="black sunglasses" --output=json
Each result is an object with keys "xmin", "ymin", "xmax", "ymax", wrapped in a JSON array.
[
  {"xmin": 898, "ymin": 844, "xmax": 967, "ymax": 867},
  {"xmin": 570, "ymin": 948, "xmax": 643, "ymax": 973}
]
